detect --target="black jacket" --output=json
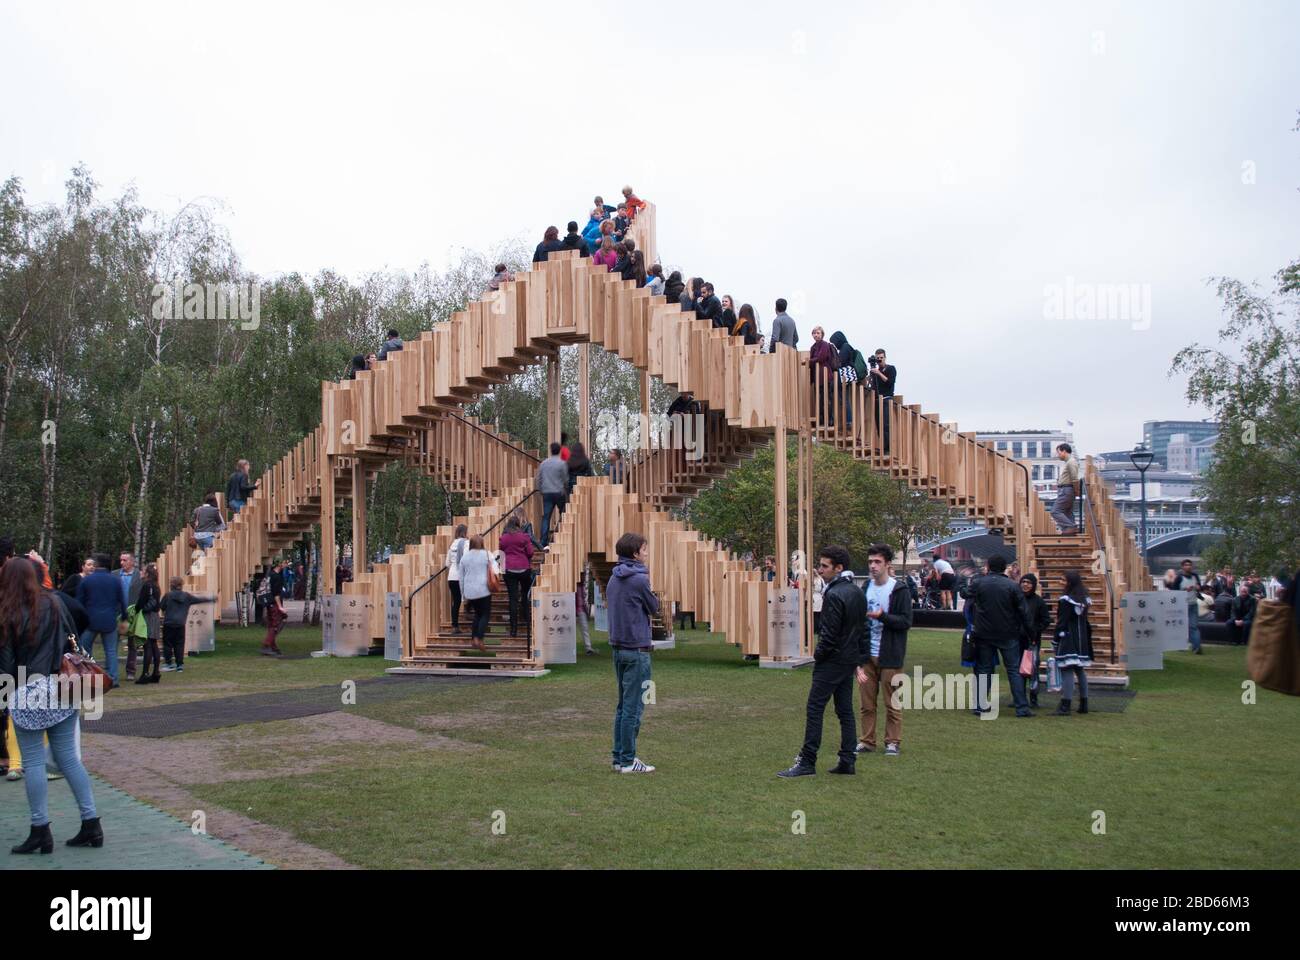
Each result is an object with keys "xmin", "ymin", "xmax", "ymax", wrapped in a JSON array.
[
  {"xmin": 532, "ymin": 239, "xmax": 568, "ymax": 263},
  {"xmin": 962, "ymin": 573, "xmax": 1030, "ymax": 647},
  {"xmin": 0, "ymin": 592, "xmax": 75, "ymax": 679},
  {"xmin": 227, "ymin": 470, "xmax": 255, "ymax": 504},
  {"xmin": 1022, "ymin": 591, "xmax": 1051, "ymax": 646},
  {"xmin": 695, "ymin": 295, "xmax": 722, "ymax": 325},
  {"xmin": 663, "ymin": 276, "xmax": 684, "ymax": 304},
  {"xmin": 815, "ymin": 574, "xmax": 867, "ymax": 666},
  {"xmin": 1231, "ymin": 593, "xmax": 1257, "ymax": 623},
  {"xmin": 863, "ymin": 576, "xmax": 913, "ymax": 669},
  {"xmin": 560, "ymin": 232, "xmax": 590, "ymax": 258}
]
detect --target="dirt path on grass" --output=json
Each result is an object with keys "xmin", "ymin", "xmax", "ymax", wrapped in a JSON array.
[{"xmin": 81, "ymin": 712, "xmax": 473, "ymax": 869}]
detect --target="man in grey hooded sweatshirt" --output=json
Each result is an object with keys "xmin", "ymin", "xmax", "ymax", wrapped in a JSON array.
[{"xmin": 607, "ymin": 532, "xmax": 659, "ymax": 773}]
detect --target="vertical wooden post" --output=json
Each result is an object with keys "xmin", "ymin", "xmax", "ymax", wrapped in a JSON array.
[
  {"xmin": 796, "ymin": 410, "xmax": 808, "ymax": 653},
  {"xmin": 775, "ymin": 414, "xmax": 788, "ymax": 586},
  {"xmin": 639, "ymin": 367, "xmax": 650, "ymax": 430},
  {"xmin": 578, "ymin": 343, "xmax": 591, "ymax": 450},
  {"xmin": 802, "ymin": 428, "xmax": 815, "ymax": 657},
  {"xmin": 547, "ymin": 357, "xmax": 562, "ymax": 445},
  {"xmin": 321, "ymin": 455, "xmax": 336, "ymax": 594},
  {"xmin": 352, "ymin": 459, "xmax": 367, "ymax": 573}
]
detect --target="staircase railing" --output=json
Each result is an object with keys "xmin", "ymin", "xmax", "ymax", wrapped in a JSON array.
[{"xmin": 405, "ymin": 488, "xmax": 541, "ymax": 659}]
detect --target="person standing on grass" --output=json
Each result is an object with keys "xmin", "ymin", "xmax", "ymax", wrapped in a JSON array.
[
  {"xmin": 961, "ymin": 554, "xmax": 1034, "ymax": 718},
  {"xmin": 1175, "ymin": 558, "xmax": 1203, "ymax": 654},
  {"xmin": 0, "ymin": 558, "xmax": 103, "ymax": 855},
  {"xmin": 576, "ymin": 571, "xmax": 595, "ymax": 656},
  {"xmin": 1018, "ymin": 573, "xmax": 1051, "ymax": 708},
  {"xmin": 133, "ymin": 563, "xmax": 163, "ymax": 685},
  {"xmin": 779, "ymin": 545, "xmax": 865, "ymax": 778},
  {"xmin": 1052, "ymin": 570, "xmax": 1094, "ymax": 715},
  {"xmin": 75, "ymin": 554, "xmax": 126, "ymax": 686},
  {"xmin": 159, "ymin": 577, "xmax": 215, "ymax": 674},
  {"xmin": 608, "ymin": 532, "xmax": 658, "ymax": 774},
  {"xmin": 458, "ymin": 535, "xmax": 493, "ymax": 653},
  {"xmin": 855, "ymin": 543, "xmax": 913, "ymax": 758},
  {"xmin": 116, "ymin": 552, "xmax": 142, "ymax": 681},
  {"xmin": 262, "ymin": 558, "xmax": 288, "ymax": 656},
  {"xmin": 445, "ymin": 524, "xmax": 468, "ymax": 635}
]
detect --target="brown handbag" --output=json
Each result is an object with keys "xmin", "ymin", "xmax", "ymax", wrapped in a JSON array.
[
  {"xmin": 1247, "ymin": 600, "xmax": 1300, "ymax": 697},
  {"xmin": 52, "ymin": 594, "xmax": 114, "ymax": 695}
]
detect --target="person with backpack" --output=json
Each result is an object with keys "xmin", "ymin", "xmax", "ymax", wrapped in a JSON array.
[
  {"xmin": 829, "ymin": 331, "xmax": 865, "ymax": 426},
  {"xmin": 445, "ymin": 524, "xmax": 468, "ymax": 635}
]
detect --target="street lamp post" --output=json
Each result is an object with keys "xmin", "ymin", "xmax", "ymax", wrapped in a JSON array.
[{"xmin": 1129, "ymin": 444, "xmax": 1154, "ymax": 558}]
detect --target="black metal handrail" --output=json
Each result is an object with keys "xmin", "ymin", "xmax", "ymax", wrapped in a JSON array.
[
  {"xmin": 405, "ymin": 488, "xmax": 542, "ymax": 658},
  {"xmin": 445, "ymin": 411, "xmax": 542, "ymax": 464}
]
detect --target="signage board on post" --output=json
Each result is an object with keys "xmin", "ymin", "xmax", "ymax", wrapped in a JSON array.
[
  {"xmin": 536, "ymin": 593, "xmax": 576, "ymax": 665},
  {"xmin": 184, "ymin": 599, "xmax": 216, "ymax": 655},
  {"xmin": 1121, "ymin": 591, "xmax": 1185, "ymax": 669},
  {"xmin": 384, "ymin": 593, "xmax": 403, "ymax": 661},
  {"xmin": 767, "ymin": 586, "xmax": 801, "ymax": 659},
  {"xmin": 321, "ymin": 594, "xmax": 372, "ymax": 657},
  {"xmin": 321, "ymin": 594, "xmax": 337, "ymax": 655}
]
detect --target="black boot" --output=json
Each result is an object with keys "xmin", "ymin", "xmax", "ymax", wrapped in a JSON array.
[
  {"xmin": 65, "ymin": 817, "xmax": 103, "ymax": 848},
  {"xmin": 827, "ymin": 760, "xmax": 855, "ymax": 775},
  {"xmin": 1077, "ymin": 698, "xmax": 1089, "ymax": 714},
  {"xmin": 1029, "ymin": 691, "xmax": 1039, "ymax": 707},
  {"xmin": 11, "ymin": 823, "xmax": 54, "ymax": 855},
  {"xmin": 1055, "ymin": 698, "xmax": 1072, "ymax": 716}
]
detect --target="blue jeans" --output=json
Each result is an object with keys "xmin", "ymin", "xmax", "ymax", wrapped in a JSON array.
[
  {"xmin": 80, "ymin": 628, "xmax": 119, "ymax": 683},
  {"xmin": 15, "ymin": 714, "xmax": 96, "ymax": 826},
  {"xmin": 540, "ymin": 493, "xmax": 566, "ymax": 546},
  {"xmin": 229, "ymin": 499, "xmax": 245, "ymax": 515},
  {"xmin": 612, "ymin": 648, "xmax": 651, "ymax": 766},
  {"xmin": 1188, "ymin": 613, "xmax": 1201, "ymax": 652},
  {"xmin": 976, "ymin": 640, "xmax": 1030, "ymax": 714},
  {"xmin": 195, "ymin": 531, "xmax": 215, "ymax": 551}
]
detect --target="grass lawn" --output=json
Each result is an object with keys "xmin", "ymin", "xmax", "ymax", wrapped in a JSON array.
[{"xmin": 145, "ymin": 621, "xmax": 1300, "ymax": 869}]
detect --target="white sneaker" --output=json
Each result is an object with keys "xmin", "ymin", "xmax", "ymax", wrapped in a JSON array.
[{"xmin": 619, "ymin": 758, "xmax": 655, "ymax": 774}]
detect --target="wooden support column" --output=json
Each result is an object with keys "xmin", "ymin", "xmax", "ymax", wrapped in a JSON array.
[
  {"xmin": 320, "ymin": 455, "xmax": 336, "ymax": 594},
  {"xmin": 639, "ymin": 369, "xmax": 650, "ymax": 425},
  {"xmin": 796, "ymin": 414, "xmax": 808, "ymax": 652},
  {"xmin": 775, "ymin": 414, "xmax": 788, "ymax": 586},
  {"xmin": 801, "ymin": 427, "xmax": 816, "ymax": 657},
  {"xmin": 578, "ymin": 343, "xmax": 591, "ymax": 450},
  {"xmin": 547, "ymin": 357, "xmax": 562, "ymax": 445},
  {"xmin": 352, "ymin": 459, "xmax": 367, "ymax": 573}
]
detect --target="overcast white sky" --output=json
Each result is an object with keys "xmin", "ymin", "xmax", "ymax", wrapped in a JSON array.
[{"xmin": 3, "ymin": 0, "xmax": 1296, "ymax": 454}]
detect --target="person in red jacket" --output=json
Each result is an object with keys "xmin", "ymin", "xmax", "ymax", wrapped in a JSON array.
[{"xmin": 622, "ymin": 185, "xmax": 646, "ymax": 220}]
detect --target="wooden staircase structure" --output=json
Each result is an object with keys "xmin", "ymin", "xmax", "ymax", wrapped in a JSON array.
[{"xmin": 156, "ymin": 201, "xmax": 1138, "ymax": 681}]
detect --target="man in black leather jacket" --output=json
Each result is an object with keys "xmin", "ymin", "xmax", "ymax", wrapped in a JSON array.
[
  {"xmin": 779, "ymin": 545, "xmax": 866, "ymax": 777},
  {"xmin": 961, "ymin": 554, "xmax": 1034, "ymax": 717}
]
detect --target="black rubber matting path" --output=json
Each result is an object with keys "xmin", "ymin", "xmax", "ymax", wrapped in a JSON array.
[
  {"xmin": 1026, "ymin": 688, "xmax": 1137, "ymax": 714},
  {"xmin": 83, "ymin": 675, "xmax": 503, "ymax": 738}
]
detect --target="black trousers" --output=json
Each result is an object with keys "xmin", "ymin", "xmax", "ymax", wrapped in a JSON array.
[
  {"xmin": 468, "ymin": 596, "xmax": 492, "ymax": 640},
  {"xmin": 448, "ymin": 580, "xmax": 462, "ymax": 629},
  {"xmin": 800, "ymin": 660, "xmax": 858, "ymax": 766},
  {"xmin": 140, "ymin": 635, "xmax": 161, "ymax": 676},
  {"xmin": 163, "ymin": 623, "xmax": 186, "ymax": 667},
  {"xmin": 504, "ymin": 570, "xmax": 532, "ymax": 635}
]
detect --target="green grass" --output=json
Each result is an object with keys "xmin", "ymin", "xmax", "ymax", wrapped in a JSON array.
[{"xmin": 168, "ymin": 623, "xmax": 1300, "ymax": 869}]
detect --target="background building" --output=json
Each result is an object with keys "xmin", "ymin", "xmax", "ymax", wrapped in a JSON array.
[
  {"xmin": 973, "ymin": 428, "xmax": 1074, "ymax": 501},
  {"xmin": 1166, "ymin": 432, "xmax": 1218, "ymax": 474},
  {"xmin": 1142, "ymin": 420, "xmax": 1218, "ymax": 469}
]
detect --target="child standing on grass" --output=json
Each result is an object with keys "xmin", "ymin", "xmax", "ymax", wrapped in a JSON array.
[{"xmin": 159, "ymin": 578, "xmax": 215, "ymax": 674}]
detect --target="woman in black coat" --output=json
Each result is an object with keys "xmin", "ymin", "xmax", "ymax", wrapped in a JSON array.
[
  {"xmin": 1018, "ymin": 573, "xmax": 1052, "ymax": 707},
  {"xmin": 1053, "ymin": 570, "xmax": 1094, "ymax": 715},
  {"xmin": 134, "ymin": 564, "xmax": 163, "ymax": 684},
  {"xmin": 663, "ymin": 271, "xmax": 684, "ymax": 305}
]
